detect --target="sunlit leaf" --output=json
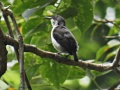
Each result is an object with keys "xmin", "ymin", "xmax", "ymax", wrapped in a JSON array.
[
  {"xmin": 0, "ymin": 80, "xmax": 9, "ymax": 90},
  {"xmin": 107, "ymin": 39, "xmax": 120, "ymax": 48},
  {"xmin": 2, "ymin": 71, "xmax": 20, "ymax": 88},
  {"xmin": 43, "ymin": 5, "xmax": 56, "ymax": 16},
  {"xmin": 108, "ymin": 26, "xmax": 120, "ymax": 36}
]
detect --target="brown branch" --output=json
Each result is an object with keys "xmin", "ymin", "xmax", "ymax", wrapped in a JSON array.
[
  {"xmin": 5, "ymin": 35, "xmax": 116, "ymax": 71},
  {"xmin": 94, "ymin": 19, "xmax": 120, "ymax": 28},
  {"xmin": 112, "ymin": 48, "xmax": 120, "ymax": 68},
  {"xmin": 0, "ymin": 27, "xmax": 7, "ymax": 77},
  {"xmin": 103, "ymin": 36, "xmax": 120, "ymax": 39},
  {"xmin": 9, "ymin": 11, "xmax": 25, "ymax": 90}
]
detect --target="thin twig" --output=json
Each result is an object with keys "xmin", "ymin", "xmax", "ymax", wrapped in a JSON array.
[
  {"xmin": 103, "ymin": 36, "xmax": 120, "ymax": 39},
  {"xmin": 94, "ymin": 19, "xmax": 120, "ymax": 28},
  {"xmin": 112, "ymin": 48, "xmax": 120, "ymax": 67},
  {"xmin": 9, "ymin": 12, "xmax": 25, "ymax": 90}
]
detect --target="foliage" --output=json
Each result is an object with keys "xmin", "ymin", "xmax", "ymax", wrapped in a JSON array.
[{"xmin": 1, "ymin": 0, "xmax": 120, "ymax": 90}]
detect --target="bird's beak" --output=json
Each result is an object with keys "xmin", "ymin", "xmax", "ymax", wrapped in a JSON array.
[{"xmin": 44, "ymin": 16, "xmax": 52, "ymax": 19}]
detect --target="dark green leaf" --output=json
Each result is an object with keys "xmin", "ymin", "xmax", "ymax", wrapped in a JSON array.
[
  {"xmin": 104, "ymin": 51, "xmax": 116, "ymax": 62},
  {"xmin": 96, "ymin": 45, "xmax": 109, "ymax": 60},
  {"xmin": 60, "ymin": 7, "xmax": 78, "ymax": 18},
  {"xmin": 26, "ymin": 64, "xmax": 40, "ymax": 80},
  {"xmin": 40, "ymin": 59, "xmax": 70, "ymax": 89},
  {"xmin": 94, "ymin": 1, "xmax": 107, "ymax": 18},
  {"xmin": 13, "ymin": 0, "xmax": 53, "ymax": 15},
  {"xmin": 22, "ymin": 16, "xmax": 41, "ymax": 35},
  {"xmin": 95, "ymin": 71, "xmax": 120, "ymax": 88},
  {"xmin": 68, "ymin": 66, "xmax": 85, "ymax": 79},
  {"xmin": 72, "ymin": 0, "xmax": 93, "ymax": 32}
]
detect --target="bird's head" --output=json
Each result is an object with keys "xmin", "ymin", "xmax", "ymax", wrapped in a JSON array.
[{"xmin": 45, "ymin": 15, "xmax": 66, "ymax": 27}]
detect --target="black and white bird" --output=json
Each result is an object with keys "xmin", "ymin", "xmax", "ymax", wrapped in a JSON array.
[{"xmin": 46, "ymin": 15, "xmax": 79, "ymax": 61}]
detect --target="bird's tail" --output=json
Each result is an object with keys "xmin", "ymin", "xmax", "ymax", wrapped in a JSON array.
[{"xmin": 73, "ymin": 52, "xmax": 78, "ymax": 62}]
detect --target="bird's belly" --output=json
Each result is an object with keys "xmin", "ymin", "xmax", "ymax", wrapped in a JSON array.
[{"xmin": 51, "ymin": 35, "xmax": 64, "ymax": 52}]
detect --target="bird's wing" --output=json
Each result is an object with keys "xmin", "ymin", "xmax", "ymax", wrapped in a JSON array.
[{"xmin": 53, "ymin": 26, "xmax": 78, "ymax": 55}]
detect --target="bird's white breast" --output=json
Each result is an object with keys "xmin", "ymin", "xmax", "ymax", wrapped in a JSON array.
[{"xmin": 51, "ymin": 27, "xmax": 64, "ymax": 52}]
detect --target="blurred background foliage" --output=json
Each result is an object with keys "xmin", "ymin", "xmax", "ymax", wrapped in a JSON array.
[{"xmin": 1, "ymin": 0, "xmax": 120, "ymax": 90}]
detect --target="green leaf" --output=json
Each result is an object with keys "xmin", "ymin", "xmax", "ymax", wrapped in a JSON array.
[
  {"xmin": 30, "ymin": 34, "xmax": 48, "ymax": 47},
  {"xmin": 72, "ymin": 0, "xmax": 93, "ymax": 32},
  {"xmin": 13, "ymin": 0, "xmax": 53, "ymax": 15},
  {"xmin": 26, "ymin": 64, "xmax": 40, "ymax": 80},
  {"xmin": 23, "ymin": 21, "xmax": 48, "ymax": 44},
  {"xmin": 43, "ymin": 5, "xmax": 56, "ymax": 16},
  {"xmin": 94, "ymin": 1, "xmax": 107, "ymax": 18},
  {"xmin": 108, "ymin": 26, "xmax": 120, "ymax": 36},
  {"xmin": 22, "ymin": 7, "xmax": 41, "ymax": 21},
  {"xmin": 95, "ymin": 71, "xmax": 120, "ymax": 88},
  {"xmin": 96, "ymin": 40, "xmax": 120, "ymax": 61},
  {"xmin": 39, "ymin": 59, "xmax": 70, "ymax": 89},
  {"xmin": 68, "ymin": 66, "xmax": 85, "ymax": 79},
  {"xmin": 104, "ymin": 50, "xmax": 117, "ymax": 62},
  {"xmin": 96, "ymin": 45, "xmax": 109, "ymax": 60},
  {"xmin": 22, "ymin": 16, "xmax": 41, "ymax": 35},
  {"xmin": 0, "ymin": 21, "xmax": 8, "ymax": 33},
  {"xmin": 60, "ymin": 7, "xmax": 78, "ymax": 18},
  {"xmin": 11, "ymin": 63, "xmax": 19, "ymax": 70},
  {"xmin": 2, "ymin": 71, "xmax": 20, "ymax": 88}
]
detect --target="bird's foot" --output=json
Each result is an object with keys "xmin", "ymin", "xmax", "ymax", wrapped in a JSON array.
[{"xmin": 56, "ymin": 52, "xmax": 70, "ymax": 59}]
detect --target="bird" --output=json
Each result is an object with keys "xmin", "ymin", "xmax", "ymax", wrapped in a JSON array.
[{"xmin": 46, "ymin": 15, "xmax": 79, "ymax": 62}]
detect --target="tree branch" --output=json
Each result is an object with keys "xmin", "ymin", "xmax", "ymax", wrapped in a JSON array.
[
  {"xmin": 9, "ymin": 11, "xmax": 25, "ymax": 90},
  {"xmin": 5, "ymin": 35, "xmax": 119, "ymax": 71},
  {"xmin": 0, "ymin": 27, "xmax": 7, "ymax": 77},
  {"xmin": 94, "ymin": 19, "xmax": 120, "ymax": 28}
]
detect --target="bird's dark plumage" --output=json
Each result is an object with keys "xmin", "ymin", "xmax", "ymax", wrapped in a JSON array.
[
  {"xmin": 53, "ymin": 26, "xmax": 77, "ymax": 55},
  {"xmin": 48, "ymin": 15, "xmax": 78, "ymax": 61}
]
